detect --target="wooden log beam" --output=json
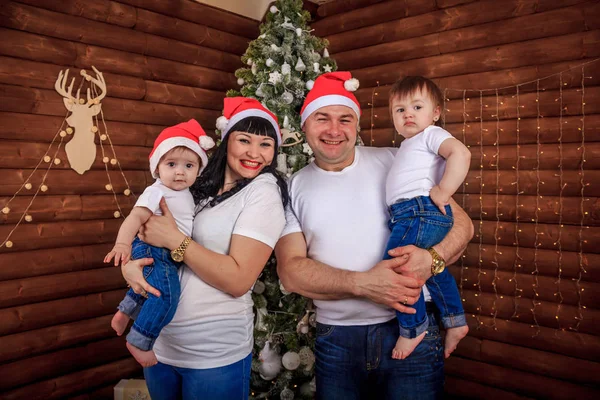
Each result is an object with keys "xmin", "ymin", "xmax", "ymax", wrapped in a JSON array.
[
  {"xmin": 0, "ymin": 219, "xmax": 122, "ymax": 253},
  {"xmin": 352, "ymin": 30, "xmax": 600, "ymax": 88},
  {"xmin": 0, "ymin": 244, "xmax": 112, "ymax": 281},
  {"xmin": 0, "ymin": 112, "xmax": 164, "ymax": 146},
  {"xmin": 0, "ymin": 169, "xmax": 150, "ymax": 197},
  {"xmin": 66, "ymin": 384, "xmax": 116, "ymax": 400},
  {"xmin": 313, "ymin": 0, "xmax": 437, "ymax": 37},
  {"xmin": 355, "ymin": 59, "xmax": 600, "ymax": 107},
  {"xmin": 459, "ymin": 243, "xmax": 600, "ymax": 283},
  {"xmin": 0, "ymin": 140, "xmax": 150, "ymax": 171},
  {"xmin": 0, "ymin": 56, "xmax": 146, "ymax": 101},
  {"xmin": 445, "ymin": 375, "xmax": 530, "ymax": 400},
  {"xmin": 362, "ymin": 114, "xmax": 600, "ymax": 148},
  {"xmin": 0, "ymin": 28, "xmax": 237, "ymax": 92},
  {"xmin": 449, "ymin": 265, "xmax": 600, "ymax": 308},
  {"xmin": 461, "ymin": 289, "xmax": 598, "ymax": 335},
  {"xmin": 454, "ymin": 334, "xmax": 600, "ymax": 385},
  {"xmin": 465, "ymin": 315, "xmax": 600, "ymax": 362},
  {"xmin": 361, "ymin": 86, "xmax": 600, "ymax": 128},
  {"xmin": 0, "ymin": 315, "xmax": 113, "ymax": 363},
  {"xmin": 144, "ymin": 80, "xmax": 224, "ymax": 111},
  {"xmin": 326, "ymin": 0, "xmax": 588, "ymax": 53},
  {"xmin": 445, "ymin": 356, "xmax": 600, "ymax": 399},
  {"xmin": 15, "ymin": 0, "xmax": 137, "ymax": 28},
  {"xmin": 316, "ymin": 0, "xmax": 389, "ymax": 18},
  {"xmin": 461, "ymin": 170, "xmax": 598, "ymax": 197},
  {"xmin": 116, "ymin": 0, "xmax": 258, "ymax": 39},
  {"xmin": 0, "ymin": 357, "xmax": 141, "ymax": 400},
  {"xmin": 469, "ymin": 219, "xmax": 599, "ymax": 253},
  {"xmin": 334, "ymin": 3, "xmax": 593, "ymax": 69},
  {"xmin": 0, "ymin": 337, "xmax": 128, "ymax": 391},
  {"xmin": 2, "ymin": 2, "xmax": 242, "ymax": 72},
  {"xmin": 0, "ymin": 83, "xmax": 222, "ymax": 129},
  {"xmin": 454, "ymin": 193, "xmax": 600, "ymax": 226},
  {"xmin": 0, "ymin": 289, "xmax": 124, "ymax": 336},
  {"xmin": 0, "ymin": 267, "xmax": 126, "ymax": 308}
]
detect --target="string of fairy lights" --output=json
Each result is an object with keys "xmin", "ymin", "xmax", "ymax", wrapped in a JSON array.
[
  {"xmin": 364, "ymin": 58, "xmax": 597, "ymax": 335},
  {"xmin": 1, "ymin": 68, "xmax": 135, "ymax": 250}
]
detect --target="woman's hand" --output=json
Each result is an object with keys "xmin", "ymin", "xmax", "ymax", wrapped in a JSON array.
[
  {"xmin": 138, "ymin": 199, "xmax": 184, "ymax": 250},
  {"xmin": 121, "ymin": 258, "xmax": 161, "ymax": 298}
]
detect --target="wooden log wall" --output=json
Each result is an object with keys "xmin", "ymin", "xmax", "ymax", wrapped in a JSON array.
[
  {"xmin": 314, "ymin": 0, "xmax": 600, "ymax": 398},
  {"xmin": 0, "ymin": 0, "xmax": 256, "ymax": 398}
]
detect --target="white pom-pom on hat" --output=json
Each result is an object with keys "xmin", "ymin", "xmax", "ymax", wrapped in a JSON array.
[
  {"xmin": 306, "ymin": 80, "xmax": 314, "ymax": 90},
  {"xmin": 216, "ymin": 115, "xmax": 229, "ymax": 131},
  {"xmin": 199, "ymin": 135, "xmax": 215, "ymax": 150},
  {"xmin": 344, "ymin": 78, "xmax": 360, "ymax": 92}
]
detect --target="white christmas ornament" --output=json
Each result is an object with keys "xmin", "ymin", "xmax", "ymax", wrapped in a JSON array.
[
  {"xmin": 281, "ymin": 62, "xmax": 291, "ymax": 75},
  {"xmin": 302, "ymin": 143, "xmax": 313, "ymax": 156},
  {"xmin": 258, "ymin": 341, "xmax": 282, "ymax": 380},
  {"xmin": 259, "ymin": 33, "xmax": 266, "ymax": 39},
  {"xmin": 324, "ymin": 65, "xmax": 333, "ymax": 72},
  {"xmin": 299, "ymin": 346, "xmax": 316, "ymax": 370},
  {"xmin": 253, "ymin": 280, "xmax": 266, "ymax": 294},
  {"xmin": 280, "ymin": 388, "xmax": 294, "ymax": 400},
  {"xmin": 251, "ymin": 63, "xmax": 258, "ymax": 75},
  {"xmin": 280, "ymin": 129, "xmax": 302, "ymax": 147},
  {"xmin": 237, "ymin": 78, "xmax": 244, "ymax": 85},
  {"xmin": 256, "ymin": 85, "xmax": 265, "ymax": 97},
  {"xmin": 255, "ymin": 306, "xmax": 268, "ymax": 331},
  {"xmin": 313, "ymin": 62, "xmax": 320, "ymax": 73},
  {"xmin": 247, "ymin": 58, "xmax": 253, "ymax": 66},
  {"xmin": 281, "ymin": 17, "xmax": 295, "ymax": 30},
  {"xmin": 281, "ymin": 91, "xmax": 294, "ymax": 104},
  {"xmin": 266, "ymin": 58, "xmax": 274, "ymax": 67},
  {"xmin": 305, "ymin": 80, "xmax": 314, "ymax": 90},
  {"xmin": 270, "ymin": 44, "xmax": 280, "ymax": 52},
  {"xmin": 296, "ymin": 28, "xmax": 302, "ymax": 37},
  {"xmin": 295, "ymin": 58, "xmax": 306, "ymax": 71},
  {"xmin": 276, "ymin": 153, "xmax": 288, "ymax": 174},
  {"xmin": 344, "ymin": 78, "xmax": 360, "ymax": 92},
  {"xmin": 269, "ymin": 71, "xmax": 282, "ymax": 85},
  {"xmin": 282, "ymin": 352, "xmax": 301, "ymax": 371},
  {"xmin": 270, "ymin": 5, "xmax": 279, "ymax": 13},
  {"xmin": 323, "ymin": 48, "xmax": 330, "ymax": 58},
  {"xmin": 283, "ymin": 115, "xmax": 290, "ymax": 129}
]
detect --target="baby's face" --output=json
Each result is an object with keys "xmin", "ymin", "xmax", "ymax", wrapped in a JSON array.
[
  {"xmin": 390, "ymin": 88, "xmax": 440, "ymax": 139},
  {"xmin": 157, "ymin": 147, "xmax": 201, "ymax": 191}
]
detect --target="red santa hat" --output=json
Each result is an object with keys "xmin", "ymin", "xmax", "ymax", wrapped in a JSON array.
[
  {"xmin": 149, "ymin": 119, "xmax": 215, "ymax": 179},
  {"xmin": 301, "ymin": 71, "xmax": 361, "ymax": 126},
  {"xmin": 215, "ymin": 97, "xmax": 281, "ymax": 145}
]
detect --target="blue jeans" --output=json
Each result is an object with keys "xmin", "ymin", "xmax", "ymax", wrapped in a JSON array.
[
  {"xmin": 315, "ymin": 307, "xmax": 444, "ymax": 399},
  {"xmin": 117, "ymin": 237, "xmax": 181, "ymax": 351},
  {"xmin": 384, "ymin": 196, "xmax": 466, "ymax": 338},
  {"xmin": 143, "ymin": 353, "xmax": 252, "ymax": 400}
]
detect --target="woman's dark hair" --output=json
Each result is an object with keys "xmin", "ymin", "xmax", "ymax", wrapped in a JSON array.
[{"xmin": 190, "ymin": 116, "xmax": 289, "ymax": 208}]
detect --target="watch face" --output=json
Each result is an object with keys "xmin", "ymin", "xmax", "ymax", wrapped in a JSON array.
[{"xmin": 171, "ymin": 252, "xmax": 183, "ymax": 262}]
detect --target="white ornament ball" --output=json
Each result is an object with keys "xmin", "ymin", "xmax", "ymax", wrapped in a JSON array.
[
  {"xmin": 237, "ymin": 78, "xmax": 244, "ymax": 86},
  {"xmin": 299, "ymin": 346, "xmax": 315, "ymax": 367},
  {"xmin": 281, "ymin": 62, "xmax": 291, "ymax": 75},
  {"xmin": 270, "ymin": 44, "xmax": 280, "ymax": 52},
  {"xmin": 266, "ymin": 58, "xmax": 274, "ymax": 67},
  {"xmin": 259, "ymin": 33, "xmax": 266, "ymax": 39},
  {"xmin": 247, "ymin": 58, "xmax": 253, "ymax": 66},
  {"xmin": 281, "ymin": 91, "xmax": 294, "ymax": 104},
  {"xmin": 282, "ymin": 352, "xmax": 301, "ymax": 370},
  {"xmin": 306, "ymin": 80, "xmax": 314, "ymax": 90},
  {"xmin": 295, "ymin": 28, "xmax": 302, "ymax": 37},
  {"xmin": 253, "ymin": 280, "xmax": 266, "ymax": 294},
  {"xmin": 251, "ymin": 63, "xmax": 258, "ymax": 75},
  {"xmin": 270, "ymin": 5, "xmax": 279, "ymax": 13},
  {"xmin": 280, "ymin": 388, "xmax": 294, "ymax": 400}
]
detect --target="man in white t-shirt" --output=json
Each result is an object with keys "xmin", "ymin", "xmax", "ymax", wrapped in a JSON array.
[{"xmin": 275, "ymin": 72, "xmax": 473, "ymax": 399}]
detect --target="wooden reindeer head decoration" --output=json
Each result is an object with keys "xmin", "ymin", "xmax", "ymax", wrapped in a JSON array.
[{"xmin": 54, "ymin": 66, "xmax": 107, "ymax": 175}]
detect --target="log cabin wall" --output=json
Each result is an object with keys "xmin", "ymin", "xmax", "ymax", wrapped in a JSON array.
[
  {"xmin": 313, "ymin": 0, "xmax": 600, "ymax": 398},
  {"xmin": 0, "ymin": 0, "xmax": 257, "ymax": 398}
]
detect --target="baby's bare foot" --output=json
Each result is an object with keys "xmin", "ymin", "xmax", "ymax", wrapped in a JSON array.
[
  {"xmin": 111, "ymin": 311, "xmax": 130, "ymax": 336},
  {"xmin": 391, "ymin": 331, "xmax": 427, "ymax": 360},
  {"xmin": 444, "ymin": 325, "xmax": 469, "ymax": 358},
  {"xmin": 126, "ymin": 342, "xmax": 158, "ymax": 367}
]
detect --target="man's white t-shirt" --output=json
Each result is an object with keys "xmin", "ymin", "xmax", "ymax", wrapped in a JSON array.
[
  {"xmin": 385, "ymin": 125, "xmax": 453, "ymax": 206},
  {"xmin": 153, "ymin": 174, "xmax": 285, "ymax": 369},
  {"xmin": 282, "ymin": 146, "xmax": 431, "ymax": 326},
  {"xmin": 134, "ymin": 179, "xmax": 194, "ymax": 236}
]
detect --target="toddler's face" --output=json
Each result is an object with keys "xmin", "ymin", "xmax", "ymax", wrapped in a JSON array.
[
  {"xmin": 157, "ymin": 147, "xmax": 201, "ymax": 191},
  {"xmin": 391, "ymin": 88, "xmax": 440, "ymax": 139}
]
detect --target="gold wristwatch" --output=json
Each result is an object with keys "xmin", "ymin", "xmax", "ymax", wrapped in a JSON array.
[
  {"xmin": 171, "ymin": 236, "xmax": 192, "ymax": 262},
  {"xmin": 427, "ymin": 247, "xmax": 446, "ymax": 276}
]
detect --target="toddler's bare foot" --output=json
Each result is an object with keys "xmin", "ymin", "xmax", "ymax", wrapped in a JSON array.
[
  {"xmin": 444, "ymin": 325, "xmax": 469, "ymax": 358},
  {"xmin": 111, "ymin": 311, "xmax": 130, "ymax": 336},
  {"xmin": 126, "ymin": 342, "xmax": 158, "ymax": 367},
  {"xmin": 391, "ymin": 331, "xmax": 427, "ymax": 360}
]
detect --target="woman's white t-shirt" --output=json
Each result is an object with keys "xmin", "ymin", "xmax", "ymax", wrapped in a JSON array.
[{"xmin": 153, "ymin": 174, "xmax": 285, "ymax": 369}]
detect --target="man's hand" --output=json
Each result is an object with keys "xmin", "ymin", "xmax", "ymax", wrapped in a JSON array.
[
  {"xmin": 355, "ymin": 257, "xmax": 422, "ymax": 314},
  {"xmin": 388, "ymin": 245, "xmax": 433, "ymax": 284}
]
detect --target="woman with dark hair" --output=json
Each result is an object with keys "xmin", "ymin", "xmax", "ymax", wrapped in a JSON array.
[{"xmin": 120, "ymin": 97, "xmax": 288, "ymax": 400}]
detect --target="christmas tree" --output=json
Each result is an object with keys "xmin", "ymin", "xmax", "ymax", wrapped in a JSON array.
[{"xmin": 225, "ymin": 0, "xmax": 336, "ymax": 398}]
